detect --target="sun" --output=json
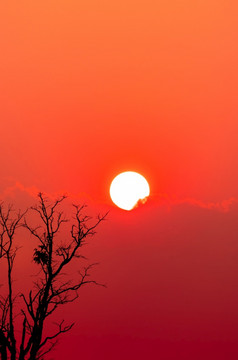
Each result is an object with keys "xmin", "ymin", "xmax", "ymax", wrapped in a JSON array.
[{"xmin": 110, "ymin": 171, "xmax": 150, "ymax": 210}]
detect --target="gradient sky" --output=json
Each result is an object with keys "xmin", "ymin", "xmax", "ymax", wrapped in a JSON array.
[{"xmin": 1, "ymin": 1, "xmax": 238, "ymax": 359}]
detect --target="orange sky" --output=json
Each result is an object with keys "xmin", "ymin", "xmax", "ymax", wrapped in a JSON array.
[{"xmin": 1, "ymin": 1, "xmax": 238, "ymax": 359}]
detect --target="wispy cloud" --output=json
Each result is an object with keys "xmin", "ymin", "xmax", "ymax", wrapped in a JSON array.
[
  {"xmin": 1, "ymin": 181, "xmax": 237, "ymax": 213},
  {"xmin": 0, "ymin": 181, "xmax": 39, "ymax": 199},
  {"xmin": 148, "ymin": 193, "xmax": 237, "ymax": 212}
]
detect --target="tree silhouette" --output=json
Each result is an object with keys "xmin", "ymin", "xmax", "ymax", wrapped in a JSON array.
[{"xmin": 0, "ymin": 193, "xmax": 107, "ymax": 360}]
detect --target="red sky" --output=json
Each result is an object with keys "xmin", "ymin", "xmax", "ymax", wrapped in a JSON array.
[{"xmin": 1, "ymin": 1, "xmax": 238, "ymax": 359}]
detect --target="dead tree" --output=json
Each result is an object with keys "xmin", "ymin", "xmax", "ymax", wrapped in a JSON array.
[
  {"xmin": 0, "ymin": 204, "xmax": 27, "ymax": 360},
  {"xmin": 0, "ymin": 194, "xmax": 107, "ymax": 360}
]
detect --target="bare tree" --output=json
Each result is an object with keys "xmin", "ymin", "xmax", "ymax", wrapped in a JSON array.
[
  {"xmin": 0, "ymin": 193, "xmax": 107, "ymax": 360},
  {"xmin": 0, "ymin": 204, "xmax": 26, "ymax": 360}
]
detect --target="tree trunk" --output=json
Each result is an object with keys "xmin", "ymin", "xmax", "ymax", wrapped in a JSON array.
[
  {"xmin": 0, "ymin": 330, "xmax": 8, "ymax": 360},
  {"xmin": 28, "ymin": 319, "xmax": 45, "ymax": 360},
  {"xmin": 0, "ymin": 346, "xmax": 7, "ymax": 360},
  {"xmin": 28, "ymin": 331, "xmax": 41, "ymax": 360}
]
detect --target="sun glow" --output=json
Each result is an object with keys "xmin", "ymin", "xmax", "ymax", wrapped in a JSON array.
[{"xmin": 110, "ymin": 171, "xmax": 150, "ymax": 210}]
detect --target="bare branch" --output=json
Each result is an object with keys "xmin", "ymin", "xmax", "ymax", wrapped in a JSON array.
[{"xmin": 39, "ymin": 320, "xmax": 74, "ymax": 350}]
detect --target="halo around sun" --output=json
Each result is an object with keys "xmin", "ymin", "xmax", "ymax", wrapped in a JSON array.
[{"xmin": 110, "ymin": 171, "xmax": 150, "ymax": 210}]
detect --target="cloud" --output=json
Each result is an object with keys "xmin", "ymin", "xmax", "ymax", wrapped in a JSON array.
[
  {"xmin": 0, "ymin": 181, "xmax": 39, "ymax": 199},
  {"xmin": 0, "ymin": 181, "xmax": 100, "ymax": 213},
  {"xmin": 1, "ymin": 180, "xmax": 237, "ymax": 214},
  {"xmin": 1, "ymin": 181, "xmax": 39, "ymax": 199},
  {"xmin": 174, "ymin": 196, "xmax": 237, "ymax": 212},
  {"xmin": 148, "ymin": 193, "xmax": 238, "ymax": 213}
]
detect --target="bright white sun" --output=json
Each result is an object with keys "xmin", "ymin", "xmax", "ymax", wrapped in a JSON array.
[{"xmin": 110, "ymin": 171, "xmax": 150, "ymax": 211}]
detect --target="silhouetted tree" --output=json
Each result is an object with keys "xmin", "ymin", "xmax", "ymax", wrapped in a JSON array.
[{"xmin": 0, "ymin": 193, "xmax": 107, "ymax": 360}]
